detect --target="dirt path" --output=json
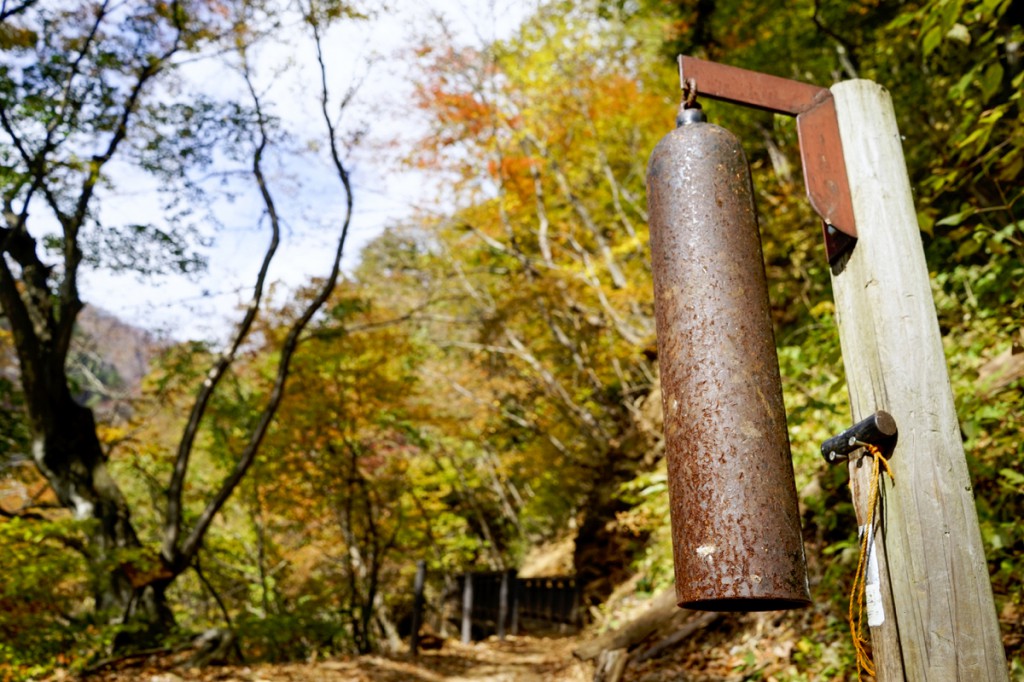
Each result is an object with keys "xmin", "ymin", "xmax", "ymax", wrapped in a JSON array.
[
  {"xmin": 77, "ymin": 635, "xmax": 592, "ymax": 682},
  {"xmin": 308, "ymin": 636, "xmax": 590, "ymax": 682}
]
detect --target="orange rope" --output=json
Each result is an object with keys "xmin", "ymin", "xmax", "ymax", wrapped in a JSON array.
[{"xmin": 848, "ymin": 443, "xmax": 895, "ymax": 681}]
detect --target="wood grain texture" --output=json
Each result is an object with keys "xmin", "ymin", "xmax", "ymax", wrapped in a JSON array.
[{"xmin": 829, "ymin": 80, "xmax": 1007, "ymax": 681}]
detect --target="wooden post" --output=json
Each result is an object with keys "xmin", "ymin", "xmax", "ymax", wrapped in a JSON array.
[
  {"xmin": 461, "ymin": 573, "xmax": 473, "ymax": 644},
  {"xmin": 829, "ymin": 80, "xmax": 1008, "ymax": 680},
  {"xmin": 559, "ymin": 580, "xmax": 570, "ymax": 630},
  {"xmin": 497, "ymin": 569, "xmax": 515, "ymax": 640},
  {"xmin": 510, "ymin": 571, "xmax": 520, "ymax": 635},
  {"xmin": 409, "ymin": 560, "xmax": 426, "ymax": 656},
  {"xmin": 544, "ymin": 579, "xmax": 554, "ymax": 622},
  {"xmin": 570, "ymin": 578, "xmax": 580, "ymax": 628}
]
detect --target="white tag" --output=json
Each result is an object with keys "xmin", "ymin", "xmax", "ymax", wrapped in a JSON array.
[{"xmin": 859, "ymin": 524, "xmax": 885, "ymax": 627}]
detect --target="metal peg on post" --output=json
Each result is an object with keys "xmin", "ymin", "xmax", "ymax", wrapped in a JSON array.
[{"xmin": 820, "ymin": 410, "xmax": 898, "ymax": 464}]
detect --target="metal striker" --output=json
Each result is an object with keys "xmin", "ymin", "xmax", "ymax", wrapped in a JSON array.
[{"xmin": 821, "ymin": 411, "xmax": 899, "ymax": 465}]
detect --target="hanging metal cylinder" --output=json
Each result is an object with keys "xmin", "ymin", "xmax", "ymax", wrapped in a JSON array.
[{"xmin": 647, "ymin": 109, "xmax": 810, "ymax": 611}]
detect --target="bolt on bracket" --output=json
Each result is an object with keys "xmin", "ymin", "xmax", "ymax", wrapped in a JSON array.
[{"xmin": 678, "ymin": 55, "xmax": 857, "ymax": 265}]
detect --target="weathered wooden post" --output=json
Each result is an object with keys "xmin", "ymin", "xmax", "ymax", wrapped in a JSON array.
[
  {"xmin": 461, "ymin": 572, "xmax": 473, "ymax": 644},
  {"xmin": 510, "ymin": 573, "xmax": 520, "ymax": 635},
  {"xmin": 544, "ymin": 578, "xmax": 554, "ymax": 622},
  {"xmin": 519, "ymin": 578, "xmax": 530, "ymax": 626},
  {"xmin": 570, "ymin": 577, "xmax": 581, "ymax": 628},
  {"xmin": 828, "ymin": 80, "xmax": 1007, "ymax": 680},
  {"xmin": 410, "ymin": 560, "xmax": 426, "ymax": 656},
  {"xmin": 652, "ymin": 57, "xmax": 1009, "ymax": 680},
  {"xmin": 497, "ymin": 568, "xmax": 515, "ymax": 640}
]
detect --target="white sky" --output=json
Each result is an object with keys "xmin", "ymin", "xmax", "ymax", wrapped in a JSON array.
[{"xmin": 80, "ymin": 1, "xmax": 537, "ymax": 342}]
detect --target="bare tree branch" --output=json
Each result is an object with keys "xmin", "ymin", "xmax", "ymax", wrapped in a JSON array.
[
  {"xmin": 523, "ymin": 133, "xmax": 627, "ymax": 289},
  {"xmin": 0, "ymin": 0, "xmax": 40, "ymax": 22},
  {"xmin": 57, "ymin": 1, "xmax": 187, "ymax": 364},
  {"xmin": 174, "ymin": 9, "xmax": 355, "ymax": 566},
  {"xmin": 812, "ymin": 0, "xmax": 860, "ymax": 79},
  {"xmin": 163, "ymin": 47, "xmax": 282, "ymax": 568}
]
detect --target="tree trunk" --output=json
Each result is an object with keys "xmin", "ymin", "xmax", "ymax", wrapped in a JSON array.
[
  {"xmin": 573, "ymin": 448, "xmax": 647, "ymax": 613},
  {"xmin": 0, "ymin": 251, "xmax": 175, "ymax": 645},
  {"xmin": 31, "ymin": 391, "xmax": 174, "ymax": 646}
]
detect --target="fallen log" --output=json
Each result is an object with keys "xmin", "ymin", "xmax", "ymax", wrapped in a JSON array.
[
  {"xmin": 574, "ymin": 589, "xmax": 678, "ymax": 661},
  {"xmin": 979, "ymin": 343, "xmax": 1024, "ymax": 397},
  {"xmin": 635, "ymin": 611, "xmax": 722, "ymax": 663},
  {"xmin": 594, "ymin": 648, "xmax": 629, "ymax": 682}
]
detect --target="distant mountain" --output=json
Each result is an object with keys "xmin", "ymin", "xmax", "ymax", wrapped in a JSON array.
[
  {"xmin": 72, "ymin": 305, "xmax": 164, "ymax": 407},
  {"xmin": 1, "ymin": 305, "xmax": 161, "ymax": 460}
]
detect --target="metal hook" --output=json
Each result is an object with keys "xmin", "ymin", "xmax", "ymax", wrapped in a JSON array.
[{"xmin": 677, "ymin": 55, "xmax": 699, "ymax": 108}]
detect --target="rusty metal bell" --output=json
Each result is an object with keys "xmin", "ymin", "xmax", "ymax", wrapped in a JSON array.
[{"xmin": 647, "ymin": 109, "xmax": 810, "ymax": 611}]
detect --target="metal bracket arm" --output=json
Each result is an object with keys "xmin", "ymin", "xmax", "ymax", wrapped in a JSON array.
[{"xmin": 678, "ymin": 56, "xmax": 857, "ymax": 264}]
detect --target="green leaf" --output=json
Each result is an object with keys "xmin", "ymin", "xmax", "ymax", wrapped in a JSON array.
[
  {"xmin": 939, "ymin": 0, "xmax": 964, "ymax": 33},
  {"xmin": 999, "ymin": 467, "xmax": 1024, "ymax": 488},
  {"xmin": 917, "ymin": 211, "xmax": 935, "ymax": 236},
  {"xmin": 935, "ymin": 210, "xmax": 972, "ymax": 227},
  {"xmin": 980, "ymin": 61, "xmax": 1004, "ymax": 101},
  {"xmin": 922, "ymin": 25, "xmax": 943, "ymax": 55}
]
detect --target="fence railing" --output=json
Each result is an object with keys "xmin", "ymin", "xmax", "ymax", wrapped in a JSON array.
[
  {"xmin": 453, "ymin": 570, "xmax": 581, "ymax": 643},
  {"xmin": 409, "ymin": 566, "xmax": 582, "ymax": 654}
]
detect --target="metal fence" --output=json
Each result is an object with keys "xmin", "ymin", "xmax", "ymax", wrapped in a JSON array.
[{"xmin": 452, "ymin": 570, "xmax": 581, "ymax": 643}]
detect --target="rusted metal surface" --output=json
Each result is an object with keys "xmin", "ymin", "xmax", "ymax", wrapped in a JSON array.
[
  {"xmin": 678, "ymin": 55, "xmax": 823, "ymax": 115},
  {"xmin": 647, "ymin": 119, "xmax": 810, "ymax": 611},
  {"xmin": 795, "ymin": 96, "xmax": 855, "ymax": 239},
  {"xmin": 821, "ymin": 410, "xmax": 898, "ymax": 464},
  {"xmin": 678, "ymin": 56, "xmax": 857, "ymax": 264}
]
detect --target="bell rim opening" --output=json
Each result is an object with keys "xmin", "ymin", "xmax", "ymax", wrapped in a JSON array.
[{"xmin": 679, "ymin": 597, "xmax": 811, "ymax": 612}]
